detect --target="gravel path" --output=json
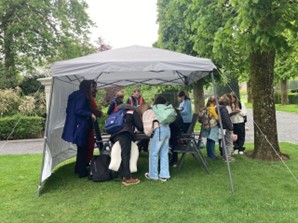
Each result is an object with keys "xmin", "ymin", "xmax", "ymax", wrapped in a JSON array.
[{"xmin": 0, "ymin": 108, "xmax": 297, "ymax": 155}]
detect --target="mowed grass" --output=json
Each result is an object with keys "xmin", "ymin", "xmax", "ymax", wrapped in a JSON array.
[
  {"xmin": 1, "ymin": 143, "xmax": 298, "ymax": 223},
  {"xmin": 246, "ymin": 103, "xmax": 298, "ymax": 113}
]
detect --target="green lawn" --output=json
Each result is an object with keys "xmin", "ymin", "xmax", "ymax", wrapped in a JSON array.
[
  {"xmin": 1, "ymin": 143, "xmax": 298, "ymax": 223},
  {"xmin": 246, "ymin": 103, "xmax": 298, "ymax": 113}
]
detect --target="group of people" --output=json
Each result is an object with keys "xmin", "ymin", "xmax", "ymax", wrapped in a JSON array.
[
  {"xmin": 202, "ymin": 92, "xmax": 247, "ymax": 162},
  {"xmin": 61, "ymin": 80, "xmax": 193, "ymax": 186},
  {"xmin": 61, "ymin": 79, "xmax": 246, "ymax": 186}
]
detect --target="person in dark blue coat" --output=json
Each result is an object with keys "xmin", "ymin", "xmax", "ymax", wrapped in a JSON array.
[{"xmin": 62, "ymin": 80, "xmax": 96, "ymax": 178}]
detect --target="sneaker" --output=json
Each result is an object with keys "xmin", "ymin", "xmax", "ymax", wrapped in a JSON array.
[
  {"xmin": 233, "ymin": 150, "xmax": 239, "ymax": 155},
  {"xmin": 239, "ymin": 151, "xmax": 244, "ymax": 155},
  {"xmin": 159, "ymin": 178, "xmax": 169, "ymax": 182},
  {"xmin": 144, "ymin": 173, "xmax": 158, "ymax": 180},
  {"xmin": 122, "ymin": 178, "xmax": 140, "ymax": 186}
]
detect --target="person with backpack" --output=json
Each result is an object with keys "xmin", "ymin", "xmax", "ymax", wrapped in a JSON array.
[
  {"xmin": 201, "ymin": 96, "xmax": 219, "ymax": 160},
  {"xmin": 177, "ymin": 91, "xmax": 192, "ymax": 132},
  {"xmin": 62, "ymin": 80, "xmax": 96, "ymax": 178},
  {"xmin": 140, "ymin": 96, "xmax": 172, "ymax": 182},
  {"xmin": 109, "ymin": 104, "xmax": 144, "ymax": 186},
  {"xmin": 107, "ymin": 90, "xmax": 124, "ymax": 115},
  {"xmin": 126, "ymin": 88, "xmax": 145, "ymax": 107}
]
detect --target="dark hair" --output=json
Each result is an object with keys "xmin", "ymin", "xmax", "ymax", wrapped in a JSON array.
[
  {"xmin": 90, "ymin": 80, "xmax": 97, "ymax": 87},
  {"xmin": 177, "ymin": 91, "xmax": 190, "ymax": 100},
  {"xmin": 153, "ymin": 96, "xmax": 167, "ymax": 105},
  {"xmin": 79, "ymin": 80, "xmax": 92, "ymax": 98}
]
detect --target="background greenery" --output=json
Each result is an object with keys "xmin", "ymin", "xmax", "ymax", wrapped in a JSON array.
[{"xmin": 0, "ymin": 143, "xmax": 297, "ymax": 223}]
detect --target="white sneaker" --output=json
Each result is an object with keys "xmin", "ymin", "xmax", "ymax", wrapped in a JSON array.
[
  {"xmin": 239, "ymin": 151, "xmax": 244, "ymax": 155},
  {"xmin": 233, "ymin": 150, "xmax": 239, "ymax": 155}
]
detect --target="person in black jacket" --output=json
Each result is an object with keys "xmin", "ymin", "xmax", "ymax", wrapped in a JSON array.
[
  {"xmin": 110, "ymin": 104, "xmax": 144, "ymax": 186},
  {"xmin": 218, "ymin": 96, "xmax": 234, "ymax": 162},
  {"xmin": 169, "ymin": 108, "xmax": 184, "ymax": 167}
]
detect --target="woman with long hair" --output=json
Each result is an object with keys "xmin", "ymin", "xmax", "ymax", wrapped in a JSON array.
[
  {"xmin": 62, "ymin": 80, "xmax": 96, "ymax": 177},
  {"xmin": 202, "ymin": 96, "xmax": 219, "ymax": 160},
  {"xmin": 229, "ymin": 92, "xmax": 247, "ymax": 155}
]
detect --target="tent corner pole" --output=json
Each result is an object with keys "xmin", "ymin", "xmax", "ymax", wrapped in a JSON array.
[
  {"xmin": 37, "ymin": 77, "xmax": 55, "ymax": 196},
  {"xmin": 211, "ymin": 72, "xmax": 235, "ymax": 193}
]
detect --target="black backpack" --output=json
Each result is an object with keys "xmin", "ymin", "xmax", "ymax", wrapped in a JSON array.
[{"xmin": 90, "ymin": 154, "xmax": 113, "ymax": 182}]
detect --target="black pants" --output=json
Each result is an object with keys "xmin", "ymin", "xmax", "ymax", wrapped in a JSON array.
[
  {"xmin": 183, "ymin": 123, "xmax": 191, "ymax": 133},
  {"xmin": 93, "ymin": 120, "xmax": 103, "ymax": 151},
  {"xmin": 76, "ymin": 145, "xmax": 89, "ymax": 177},
  {"xmin": 113, "ymin": 133, "xmax": 132, "ymax": 179},
  {"xmin": 233, "ymin": 122, "xmax": 246, "ymax": 151}
]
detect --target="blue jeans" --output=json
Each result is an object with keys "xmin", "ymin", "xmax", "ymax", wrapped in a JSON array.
[
  {"xmin": 148, "ymin": 125, "xmax": 171, "ymax": 179},
  {"xmin": 206, "ymin": 138, "xmax": 217, "ymax": 159}
]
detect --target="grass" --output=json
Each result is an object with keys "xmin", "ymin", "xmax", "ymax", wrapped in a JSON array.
[
  {"xmin": 1, "ymin": 143, "xmax": 298, "ymax": 223},
  {"xmin": 245, "ymin": 103, "xmax": 298, "ymax": 113}
]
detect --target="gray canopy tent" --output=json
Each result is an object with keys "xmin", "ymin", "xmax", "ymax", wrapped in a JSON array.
[{"xmin": 38, "ymin": 45, "xmax": 232, "ymax": 194}]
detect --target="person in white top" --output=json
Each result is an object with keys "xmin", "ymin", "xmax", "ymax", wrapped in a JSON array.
[{"xmin": 229, "ymin": 92, "xmax": 247, "ymax": 155}]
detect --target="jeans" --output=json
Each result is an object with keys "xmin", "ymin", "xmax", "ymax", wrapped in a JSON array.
[
  {"xmin": 206, "ymin": 138, "xmax": 217, "ymax": 159},
  {"xmin": 148, "ymin": 125, "xmax": 171, "ymax": 179}
]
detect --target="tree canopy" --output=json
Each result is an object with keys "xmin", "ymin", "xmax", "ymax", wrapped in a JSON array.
[
  {"xmin": 156, "ymin": 0, "xmax": 298, "ymax": 160},
  {"xmin": 0, "ymin": 0, "xmax": 94, "ymax": 88}
]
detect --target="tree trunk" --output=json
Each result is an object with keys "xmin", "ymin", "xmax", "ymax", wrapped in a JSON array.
[
  {"xmin": 251, "ymin": 50, "xmax": 281, "ymax": 160},
  {"xmin": 192, "ymin": 79, "xmax": 205, "ymax": 114},
  {"xmin": 247, "ymin": 79, "xmax": 253, "ymax": 103},
  {"xmin": 280, "ymin": 79, "xmax": 288, "ymax": 105},
  {"xmin": 2, "ymin": 17, "xmax": 17, "ymax": 88}
]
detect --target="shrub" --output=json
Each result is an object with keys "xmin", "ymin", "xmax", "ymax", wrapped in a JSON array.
[
  {"xmin": 0, "ymin": 87, "xmax": 21, "ymax": 116},
  {"xmin": 274, "ymin": 92, "xmax": 281, "ymax": 104},
  {"xmin": 288, "ymin": 93, "xmax": 298, "ymax": 104},
  {"xmin": 0, "ymin": 87, "xmax": 46, "ymax": 117},
  {"xmin": 0, "ymin": 115, "xmax": 45, "ymax": 140}
]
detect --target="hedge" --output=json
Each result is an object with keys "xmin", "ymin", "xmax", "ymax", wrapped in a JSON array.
[
  {"xmin": 274, "ymin": 92, "xmax": 298, "ymax": 104},
  {"xmin": 0, "ymin": 115, "xmax": 45, "ymax": 140}
]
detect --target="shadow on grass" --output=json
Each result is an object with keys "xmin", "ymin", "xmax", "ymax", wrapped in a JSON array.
[{"xmin": 40, "ymin": 161, "xmax": 79, "ymax": 195}]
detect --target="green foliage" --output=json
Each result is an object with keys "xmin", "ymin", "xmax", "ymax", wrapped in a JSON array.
[
  {"xmin": 288, "ymin": 93, "xmax": 298, "ymax": 104},
  {"xmin": 19, "ymin": 75, "xmax": 45, "ymax": 95},
  {"xmin": 1, "ymin": 143, "xmax": 298, "ymax": 222},
  {"xmin": 0, "ymin": 0, "xmax": 94, "ymax": 88},
  {"xmin": 0, "ymin": 115, "xmax": 44, "ymax": 140},
  {"xmin": 274, "ymin": 92, "xmax": 298, "ymax": 104},
  {"xmin": 0, "ymin": 87, "xmax": 46, "ymax": 117}
]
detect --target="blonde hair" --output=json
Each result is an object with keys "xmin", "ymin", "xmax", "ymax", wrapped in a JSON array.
[{"xmin": 116, "ymin": 91, "xmax": 124, "ymax": 100}]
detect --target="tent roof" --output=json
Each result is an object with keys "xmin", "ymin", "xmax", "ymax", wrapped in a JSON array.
[{"xmin": 51, "ymin": 45, "xmax": 217, "ymax": 87}]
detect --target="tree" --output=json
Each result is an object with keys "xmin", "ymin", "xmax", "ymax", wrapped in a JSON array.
[
  {"xmin": 0, "ymin": 0, "xmax": 94, "ymax": 88},
  {"xmin": 156, "ymin": 0, "xmax": 206, "ymax": 112},
  {"xmin": 274, "ymin": 31, "xmax": 298, "ymax": 105},
  {"xmin": 165, "ymin": 0, "xmax": 298, "ymax": 160}
]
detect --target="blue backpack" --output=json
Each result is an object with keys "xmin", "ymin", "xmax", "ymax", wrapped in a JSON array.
[{"xmin": 104, "ymin": 109, "xmax": 126, "ymax": 134}]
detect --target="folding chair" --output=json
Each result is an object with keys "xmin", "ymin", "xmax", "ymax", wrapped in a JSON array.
[{"xmin": 173, "ymin": 113, "xmax": 209, "ymax": 173}]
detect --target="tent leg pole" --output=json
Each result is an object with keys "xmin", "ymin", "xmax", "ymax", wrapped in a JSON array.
[
  {"xmin": 211, "ymin": 72, "xmax": 235, "ymax": 193},
  {"xmin": 37, "ymin": 77, "xmax": 55, "ymax": 196}
]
